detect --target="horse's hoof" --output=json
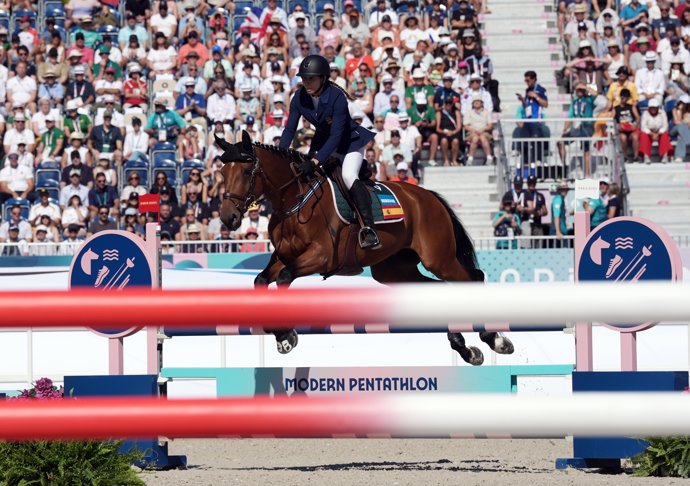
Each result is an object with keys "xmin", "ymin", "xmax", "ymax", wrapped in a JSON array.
[
  {"xmin": 460, "ymin": 346, "xmax": 484, "ymax": 366},
  {"xmin": 492, "ymin": 335, "xmax": 514, "ymax": 355},
  {"xmin": 276, "ymin": 330, "xmax": 298, "ymax": 354}
]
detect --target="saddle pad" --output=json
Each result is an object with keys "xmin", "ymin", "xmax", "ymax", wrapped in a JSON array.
[{"xmin": 327, "ymin": 178, "xmax": 404, "ymax": 225}]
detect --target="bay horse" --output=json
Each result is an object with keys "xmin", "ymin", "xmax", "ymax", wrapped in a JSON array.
[{"xmin": 216, "ymin": 132, "xmax": 514, "ymax": 365}]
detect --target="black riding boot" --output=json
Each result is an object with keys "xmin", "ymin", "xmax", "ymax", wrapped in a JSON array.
[{"xmin": 349, "ymin": 179, "xmax": 381, "ymax": 249}]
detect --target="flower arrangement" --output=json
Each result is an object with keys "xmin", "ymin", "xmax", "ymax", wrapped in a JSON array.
[
  {"xmin": 0, "ymin": 377, "xmax": 146, "ymax": 485},
  {"xmin": 14, "ymin": 377, "xmax": 64, "ymax": 400}
]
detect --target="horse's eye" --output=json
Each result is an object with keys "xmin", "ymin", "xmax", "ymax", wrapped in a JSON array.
[{"xmin": 243, "ymin": 169, "xmax": 252, "ymax": 176}]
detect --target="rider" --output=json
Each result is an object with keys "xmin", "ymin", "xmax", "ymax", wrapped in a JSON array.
[{"xmin": 279, "ymin": 55, "xmax": 380, "ymax": 249}]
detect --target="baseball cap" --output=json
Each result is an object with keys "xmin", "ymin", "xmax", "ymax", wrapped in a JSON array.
[
  {"xmin": 73, "ymin": 65, "xmax": 86, "ymax": 75},
  {"xmin": 211, "ymin": 45, "xmax": 222, "ymax": 54},
  {"xmin": 272, "ymin": 94, "xmax": 284, "ymax": 103},
  {"xmin": 184, "ymin": 77, "xmax": 196, "ymax": 86},
  {"xmin": 125, "ymin": 207, "xmax": 138, "ymax": 216},
  {"xmin": 648, "ymin": 98, "xmax": 660, "ymax": 108},
  {"xmin": 513, "ymin": 175, "xmax": 523, "ymax": 184},
  {"xmin": 8, "ymin": 223, "xmax": 19, "ymax": 231},
  {"xmin": 246, "ymin": 115, "xmax": 255, "ymax": 125},
  {"xmin": 381, "ymin": 73, "xmax": 393, "ymax": 83},
  {"xmin": 273, "ymin": 110, "xmax": 284, "ymax": 118},
  {"xmin": 35, "ymin": 224, "xmax": 49, "ymax": 233},
  {"xmin": 99, "ymin": 45, "xmax": 110, "ymax": 54},
  {"xmin": 396, "ymin": 161, "xmax": 409, "ymax": 171},
  {"xmin": 600, "ymin": 177, "xmax": 611, "ymax": 185}
]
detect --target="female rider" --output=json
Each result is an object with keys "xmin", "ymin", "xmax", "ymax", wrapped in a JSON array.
[{"xmin": 279, "ymin": 55, "xmax": 380, "ymax": 249}]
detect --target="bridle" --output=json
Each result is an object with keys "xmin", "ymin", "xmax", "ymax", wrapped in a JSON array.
[
  {"xmin": 222, "ymin": 151, "xmax": 260, "ymax": 216},
  {"xmin": 222, "ymin": 143, "xmax": 314, "ymax": 215}
]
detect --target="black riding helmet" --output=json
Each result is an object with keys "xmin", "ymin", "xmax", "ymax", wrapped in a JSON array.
[{"xmin": 297, "ymin": 55, "xmax": 330, "ymax": 78}]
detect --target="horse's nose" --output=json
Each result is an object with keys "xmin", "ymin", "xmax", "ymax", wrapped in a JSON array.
[{"xmin": 225, "ymin": 212, "xmax": 240, "ymax": 231}]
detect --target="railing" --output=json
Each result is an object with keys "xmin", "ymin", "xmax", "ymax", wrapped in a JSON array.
[
  {"xmin": 499, "ymin": 118, "xmax": 618, "ymax": 183},
  {"xmin": 4, "ymin": 235, "xmax": 690, "ymax": 256}
]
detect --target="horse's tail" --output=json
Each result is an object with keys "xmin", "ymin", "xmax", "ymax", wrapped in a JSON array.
[{"xmin": 429, "ymin": 190, "xmax": 485, "ymax": 282}]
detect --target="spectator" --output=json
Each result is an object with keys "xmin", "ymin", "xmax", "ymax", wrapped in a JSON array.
[
  {"xmin": 463, "ymin": 96, "xmax": 494, "ymax": 165},
  {"xmin": 0, "ymin": 204, "xmax": 32, "ymax": 243},
  {"xmin": 180, "ymin": 224, "xmax": 207, "ymax": 253},
  {"xmin": 396, "ymin": 113, "xmax": 422, "ymax": 174},
  {"xmin": 146, "ymin": 95, "xmax": 186, "ymax": 145},
  {"xmin": 87, "ymin": 172, "xmax": 120, "ymax": 217},
  {"xmin": 388, "ymin": 161, "xmax": 418, "ymax": 184},
  {"xmin": 239, "ymin": 227, "xmax": 268, "ymax": 252},
  {"xmin": 263, "ymin": 111, "xmax": 284, "ymax": 142},
  {"xmin": 558, "ymin": 83, "xmax": 596, "ymax": 174},
  {"xmin": 654, "ymin": 3, "xmax": 680, "ymax": 41},
  {"xmin": 342, "ymin": 9, "xmax": 371, "ymax": 47},
  {"xmin": 207, "ymin": 81, "xmax": 236, "ymax": 127},
  {"xmin": 89, "ymin": 110, "xmax": 123, "ymax": 164},
  {"xmin": 159, "ymin": 203, "xmax": 180, "ymax": 240},
  {"xmin": 461, "ymin": 73, "xmax": 493, "ymax": 114},
  {"xmin": 673, "ymin": 95, "xmax": 690, "ymax": 162},
  {"xmin": 93, "ymin": 153, "xmax": 117, "ymax": 187},
  {"xmin": 582, "ymin": 178, "xmax": 609, "ymax": 229},
  {"xmin": 150, "ymin": 173, "xmax": 179, "ymax": 210},
  {"xmin": 177, "ymin": 208, "xmax": 209, "ymax": 241},
  {"xmin": 4, "ymin": 112, "xmax": 35, "ymax": 154},
  {"xmin": 550, "ymin": 180, "xmax": 572, "ymax": 247},
  {"xmin": 436, "ymin": 98, "xmax": 463, "ymax": 166},
  {"xmin": 606, "ymin": 66, "xmax": 639, "ymax": 110},
  {"xmin": 373, "ymin": 74, "xmax": 405, "ymax": 117},
  {"xmin": 639, "ymin": 98, "xmax": 673, "ymax": 163},
  {"xmin": 607, "ymin": 182, "xmax": 622, "ymax": 219},
  {"xmin": 59, "ymin": 170, "xmax": 90, "ymax": 210},
  {"xmin": 629, "ymin": 36, "xmax": 655, "ymax": 74},
  {"xmin": 147, "ymin": 32, "xmax": 177, "ymax": 77},
  {"xmin": 65, "ymin": 66, "xmax": 96, "ymax": 108},
  {"xmin": 63, "ymin": 100, "xmax": 93, "ymax": 140},
  {"xmin": 150, "ymin": 1, "xmax": 177, "ymax": 39},
  {"xmin": 178, "ymin": 125, "xmax": 202, "ymax": 161},
  {"xmin": 369, "ymin": 0, "xmax": 399, "ymax": 29},
  {"xmin": 1, "ymin": 223, "xmax": 29, "ymax": 256},
  {"xmin": 620, "ymin": 0, "xmax": 649, "ymax": 39},
  {"xmin": 7, "ymin": 61, "xmax": 37, "ymax": 113},
  {"xmin": 262, "ymin": 0, "xmax": 288, "ymax": 29},
  {"xmin": 62, "ymin": 133, "xmax": 93, "ymax": 171},
  {"xmin": 58, "ymin": 223, "xmax": 84, "ymax": 256},
  {"xmin": 492, "ymin": 196, "xmax": 521, "ymax": 250},
  {"xmin": 87, "ymin": 205, "xmax": 117, "ymax": 235},
  {"xmin": 118, "ymin": 12, "xmax": 149, "ymax": 50},
  {"xmin": 121, "ymin": 172, "xmax": 147, "ymax": 202},
  {"xmin": 29, "ymin": 189, "xmax": 61, "ymax": 226},
  {"xmin": 178, "ymin": 31, "xmax": 209, "ymax": 67},
  {"xmin": 661, "ymin": 36, "xmax": 690, "ymax": 73},
  {"xmin": 0, "ymin": 152, "xmax": 34, "ymax": 204},
  {"xmin": 123, "ymin": 64, "xmax": 148, "ymax": 109},
  {"xmin": 182, "ymin": 168, "xmax": 209, "ymax": 204},
  {"xmin": 29, "ymin": 224, "xmax": 57, "ymax": 256},
  {"xmin": 635, "ymin": 51, "xmax": 665, "ymax": 108},
  {"xmin": 238, "ymin": 202, "xmax": 269, "ymax": 239},
  {"xmin": 123, "ymin": 117, "xmax": 149, "ymax": 162},
  {"xmin": 523, "ymin": 175, "xmax": 548, "ymax": 240}
]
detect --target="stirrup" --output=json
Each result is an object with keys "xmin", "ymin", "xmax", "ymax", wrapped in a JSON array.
[{"xmin": 358, "ymin": 226, "xmax": 381, "ymax": 249}]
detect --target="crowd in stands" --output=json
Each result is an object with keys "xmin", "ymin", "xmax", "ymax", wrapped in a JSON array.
[
  {"xmin": 556, "ymin": 0, "xmax": 690, "ymax": 164},
  {"xmin": 0, "ymin": 0, "xmax": 504, "ymax": 255}
]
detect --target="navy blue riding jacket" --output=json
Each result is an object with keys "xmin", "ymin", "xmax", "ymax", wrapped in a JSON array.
[{"xmin": 279, "ymin": 82, "xmax": 375, "ymax": 164}]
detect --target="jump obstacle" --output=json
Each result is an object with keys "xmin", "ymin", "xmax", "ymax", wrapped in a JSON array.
[{"xmin": 5, "ymin": 180, "xmax": 688, "ymax": 471}]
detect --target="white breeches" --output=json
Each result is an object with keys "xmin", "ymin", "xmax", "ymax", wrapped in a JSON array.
[{"xmin": 341, "ymin": 147, "xmax": 365, "ymax": 190}]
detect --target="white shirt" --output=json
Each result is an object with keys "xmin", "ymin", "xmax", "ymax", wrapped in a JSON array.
[
  {"xmin": 400, "ymin": 28, "xmax": 426, "ymax": 51},
  {"xmin": 94, "ymin": 79, "xmax": 123, "ymax": 104},
  {"xmin": 368, "ymin": 9, "xmax": 399, "ymax": 27},
  {"xmin": 120, "ymin": 185, "xmax": 147, "ymax": 201},
  {"xmin": 94, "ymin": 108, "xmax": 125, "ymax": 129},
  {"xmin": 263, "ymin": 125, "xmax": 283, "ymax": 144},
  {"xmin": 461, "ymin": 88, "xmax": 494, "ymax": 114},
  {"xmin": 123, "ymin": 130, "xmax": 150, "ymax": 156},
  {"xmin": 150, "ymin": 13, "xmax": 177, "ymax": 38},
  {"xmin": 634, "ymin": 68, "xmax": 666, "ymax": 98},
  {"xmin": 207, "ymin": 93, "xmax": 237, "ymax": 122},
  {"xmin": 3, "ymin": 128, "xmax": 35, "ymax": 153},
  {"xmin": 7, "ymin": 75, "xmax": 37, "ymax": 105},
  {"xmin": 0, "ymin": 164, "xmax": 33, "ymax": 192},
  {"xmin": 397, "ymin": 124, "xmax": 421, "ymax": 153},
  {"xmin": 661, "ymin": 47, "xmax": 690, "ymax": 73},
  {"xmin": 59, "ymin": 184, "xmax": 90, "ymax": 208},
  {"xmin": 147, "ymin": 46, "xmax": 177, "ymax": 72},
  {"xmin": 29, "ymin": 201, "xmax": 61, "ymax": 223},
  {"xmin": 238, "ymin": 215, "xmax": 269, "ymax": 237},
  {"xmin": 61, "ymin": 205, "xmax": 88, "ymax": 226},
  {"xmin": 0, "ymin": 220, "xmax": 32, "ymax": 241},
  {"xmin": 641, "ymin": 110, "xmax": 669, "ymax": 133},
  {"xmin": 32, "ymin": 109, "xmax": 62, "ymax": 136},
  {"xmin": 373, "ymin": 89, "xmax": 405, "ymax": 117}
]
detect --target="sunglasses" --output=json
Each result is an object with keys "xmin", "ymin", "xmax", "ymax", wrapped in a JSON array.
[
  {"xmin": 190, "ymin": 172, "xmax": 200, "ymax": 176},
  {"xmin": 157, "ymin": 176, "xmax": 166, "ymax": 180},
  {"xmin": 99, "ymin": 211, "xmax": 109, "ymax": 216},
  {"xmin": 188, "ymin": 192, "xmax": 198, "ymax": 195},
  {"xmin": 129, "ymin": 176, "xmax": 139, "ymax": 180}
]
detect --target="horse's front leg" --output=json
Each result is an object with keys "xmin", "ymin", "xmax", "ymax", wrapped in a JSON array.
[{"xmin": 254, "ymin": 251, "xmax": 284, "ymax": 289}]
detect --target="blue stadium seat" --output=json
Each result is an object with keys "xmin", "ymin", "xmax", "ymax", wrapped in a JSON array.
[
  {"xmin": 3, "ymin": 197, "xmax": 30, "ymax": 220},
  {"xmin": 232, "ymin": 14, "xmax": 246, "ymax": 32},
  {"xmin": 291, "ymin": 0, "xmax": 310, "ymax": 12},
  {"xmin": 98, "ymin": 25, "xmax": 119, "ymax": 44},
  {"xmin": 151, "ymin": 142, "xmax": 176, "ymax": 166},
  {"xmin": 122, "ymin": 160, "xmax": 149, "ymax": 188},
  {"xmin": 180, "ymin": 159, "xmax": 205, "ymax": 184},
  {"xmin": 234, "ymin": 0, "xmax": 255, "ymax": 12},
  {"xmin": 153, "ymin": 160, "xmax": 178, "ymax": 187},
  {"xmin": 36, "ymin": 179, "xmax": 60, "ymax": 201},
  {"xmin": 35, "ymin": 170, "xmax": 60, "ymax": 187},
  {"xmin": 313, "ymin": 0, "xmax": 333, "ymax": 14},
  {"xmin": 0, "ymin": 11, "xmax": 9, "ymax": 30},
  {"xmin": 37, "ymin": 160, "xmax": 60, "ymax": 169},
  {"xmin": 44, "ymin": 1, "xmax": 65, "ymax": 13}
]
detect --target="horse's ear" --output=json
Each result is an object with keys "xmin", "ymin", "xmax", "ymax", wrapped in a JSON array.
[
  {"xmin": 242, "ymin": 130, "xmax": 252, "ymax": 151},
  {"xmin": 214, "ymin": 134, "xmax": 238, "ymax": 163}
]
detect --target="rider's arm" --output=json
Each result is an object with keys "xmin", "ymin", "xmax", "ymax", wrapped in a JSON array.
[
  {"xmin": 279, "ymin": 95, "xmax": 301, "ymax": 149},
  {"xmin": 314, "ymin": 91, "xmax": 348, "ymax": 164}
]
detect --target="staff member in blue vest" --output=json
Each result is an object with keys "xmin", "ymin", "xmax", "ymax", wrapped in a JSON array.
[{"xmin": 279, "ymin": 55, "xmax": 380, "ymax": 249}]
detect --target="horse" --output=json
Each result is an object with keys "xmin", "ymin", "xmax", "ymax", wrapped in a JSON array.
[{"xmin": 215, "ymin": 132, "xmax": 514, "ymax": 365}]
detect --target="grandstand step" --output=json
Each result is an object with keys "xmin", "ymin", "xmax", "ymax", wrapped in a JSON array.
[
  {"xmin": 625, "ymin": 163, "xmax": 690, "ymax": 184},
  {"xmin": 486, "ymin": 39, "xmax": 559, "ymax": 52},
  {"xmin": 627, "ymin": 187, "xmax": 690, "ymax": 206},
  {"xmin": 485, "ymin": 3, "xmax": 548, "ymax": 15},
  {"xmin": 489, "ymin": 51, "xmax": 562, "ymax": 68},
  {"xmin": 629, "ymin": 204, "xmax": 690, "ymax": 222}
]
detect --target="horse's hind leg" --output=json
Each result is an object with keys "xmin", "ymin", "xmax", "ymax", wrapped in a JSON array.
[{"xmin": 370, "ymin": 250, "xmax": 484, "ymax": 366}]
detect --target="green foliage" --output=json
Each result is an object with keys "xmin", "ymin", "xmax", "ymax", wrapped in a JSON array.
[
  {"xmin": 0, "ymin": 440, "xmax": 146, "ymax": 486},
  {"xmin": 633, "ymin": 437, "xmax": 690, "ymax": 478}
]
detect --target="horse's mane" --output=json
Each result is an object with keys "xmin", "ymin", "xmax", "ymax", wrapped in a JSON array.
[{"xmin": 251, "ymin": 142, "xmax": 309, "ymax": 163}]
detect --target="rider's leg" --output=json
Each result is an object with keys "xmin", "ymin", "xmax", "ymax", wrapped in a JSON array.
[{"xmin": 343, "ymin": 148, "xmax": 381, "ymax": 249}]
